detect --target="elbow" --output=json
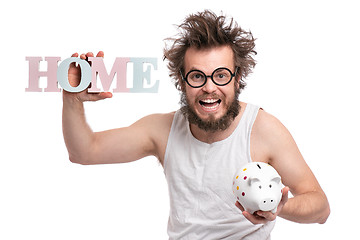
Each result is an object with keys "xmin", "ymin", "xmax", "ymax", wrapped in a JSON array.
[
  {"xmin": 68, "ymin": 154, "xmax": 93, "ymax": 165},
  {"xmin": 318, "ymin": 205, "xmax": 330, "ymax": 224},
  {"xmin": 69, "ymin": 156, "xmax": 84, "ymax": 165}
]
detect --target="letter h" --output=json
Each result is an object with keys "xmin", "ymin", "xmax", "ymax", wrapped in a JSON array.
[{"xmin": 25, "ymin": 57, "xmax": 61, "ymax": 92}]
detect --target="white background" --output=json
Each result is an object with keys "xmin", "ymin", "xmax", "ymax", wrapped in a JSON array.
[{"xmin": 1, "ymin": 0, "xmax": 359, "ymax": 239}]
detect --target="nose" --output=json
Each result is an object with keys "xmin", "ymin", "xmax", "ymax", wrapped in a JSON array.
[
  {"xmin": 259, "ymin": 198, "xmax": 277, "ymax": 212},
  {"xmin": 201, "ymin": 76, "xmax": 217, "ymax": 93}
]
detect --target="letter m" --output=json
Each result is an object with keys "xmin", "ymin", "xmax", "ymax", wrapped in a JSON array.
[{"xmin": 87, "ymin": 57, "xmax": 130, "ymax": 92}]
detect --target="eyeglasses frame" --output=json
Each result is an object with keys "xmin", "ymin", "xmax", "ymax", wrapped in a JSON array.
[{"xmin": 181, "ymin": 67, "xmax": 238, "ymax": 88}]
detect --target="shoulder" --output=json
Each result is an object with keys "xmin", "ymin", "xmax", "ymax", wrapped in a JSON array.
[
  {"xmin": 134, "ymin": 111, "xmax": 176, "ymax": 163},
  {"xmin": 251, "ymin": 109, "xmax": 295, "ymax": 163},
  {"xmin": 132, "ymin": 111, "xmax": 175, "ymax": 139},
  {"xmin": 253, "ymin": 109, "xmax": 287, "ymax": 136},
  {"xmin": 138, "ymin": 111, "xmax": 175, "ymax": 128},
  {"xmin": 133, "ymin": 111, "xmax": 175, "ymax": 125}
]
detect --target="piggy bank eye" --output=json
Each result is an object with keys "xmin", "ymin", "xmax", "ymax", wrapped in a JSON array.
[
  {"xmin": 269, "ymin": 184, "xmax": 272, "ymax": 188},
  {"xmin": 259, "ymin": 185, "xmax": 262, "ymax": 189}
]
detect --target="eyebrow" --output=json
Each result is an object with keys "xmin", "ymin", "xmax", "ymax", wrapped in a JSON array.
[
  {"xmin": 187, "ymin": 67, "xmax": 202, "ymax": 72},
  {"xmin": 185, "ymin": 66, "xmax": 234, "ymax": 74}
]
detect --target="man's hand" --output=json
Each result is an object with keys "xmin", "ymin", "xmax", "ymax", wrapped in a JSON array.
[
  {"xmin": 63, "ymin": 51, "xmax": 113, "ymax": 103},
  {"xmin": 235, "ymin": 186, "xmax": 289, "ymax": 225}
]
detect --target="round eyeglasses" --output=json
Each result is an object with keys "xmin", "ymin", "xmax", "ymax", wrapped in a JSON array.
[{"xmin": 181, "ymin": 67, "xmax": 237, "ymax": 88}]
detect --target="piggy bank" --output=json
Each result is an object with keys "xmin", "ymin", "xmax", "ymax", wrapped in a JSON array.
[{"xmin": 232, "ymin": 162, "xmax": 283, "ymax": 214}]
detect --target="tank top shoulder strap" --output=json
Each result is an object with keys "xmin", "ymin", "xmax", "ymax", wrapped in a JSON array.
[
  {"xmin": 241, "ymin": 103, "xmax": 261, "ymax": 131},
  {"xmin": 236, "ymin": 103, "xmax": 261, "ymax": 163}
]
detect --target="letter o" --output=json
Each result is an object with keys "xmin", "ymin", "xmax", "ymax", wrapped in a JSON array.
[{"xmin": 57, "ymin": 57, "xmax": 91, "ymax": 92}]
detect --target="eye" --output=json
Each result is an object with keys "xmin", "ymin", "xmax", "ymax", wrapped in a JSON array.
[
  {"xmin": 213, "ymin": 69, "xmax": 231, "ymax": 82},
  {"xmin": 269, "ymin": 184, "xmax": 272, "ymax": 188},
  {"xmin": 216, "ymin": 73, "xmax": 225, "ymax": 79},
  {"xmin": 194, "ymin": 73, "xmax": 203, "ymax": 79},
  {"xmin": 259, "ymin": 185, "xmax": 262, "ymax": 189},
  {"xmin": 189, "ymin": 72, "xmax": 205, "ymax": 82}
]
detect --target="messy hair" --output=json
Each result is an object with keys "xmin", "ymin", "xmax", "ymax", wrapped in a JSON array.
[{"xmin": 163, "ymin": 10, "xmax": 256, "ymax": 91}]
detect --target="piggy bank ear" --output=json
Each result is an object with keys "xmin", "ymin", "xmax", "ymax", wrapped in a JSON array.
[
  {"xmin": 249, "ymin": 177, "xmax": 260, "ymax": 186},
  {"xmin": 271, "ymin": 176, "xmax": 281, "ymax": 184}
]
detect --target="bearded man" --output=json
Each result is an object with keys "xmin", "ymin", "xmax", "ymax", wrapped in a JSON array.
[{"xmin": 62, "ymin": 10, "xmax": 329, "ymax": 239}]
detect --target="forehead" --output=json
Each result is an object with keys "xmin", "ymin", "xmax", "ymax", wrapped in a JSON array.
[{"xmin": 184, "ymin": 45, "xmax": 234, "ymax": 73}]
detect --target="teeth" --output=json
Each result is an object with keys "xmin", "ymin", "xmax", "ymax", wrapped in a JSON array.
[
  {"xmin": 203, "ymin": 103, "xmax": 219, "ymax": 109},
  {"xmin": 200, "ymin": 98, "xmax": 220, "ymax": 110},
  {"xmin": 201, "ymin": 99, "xmax": 218, "ymax": 103}
]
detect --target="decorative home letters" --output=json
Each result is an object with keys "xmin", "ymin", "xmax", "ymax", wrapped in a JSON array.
[{"xmin": 25, "ymin": 56, "xmax": 159, "ymax": 93}]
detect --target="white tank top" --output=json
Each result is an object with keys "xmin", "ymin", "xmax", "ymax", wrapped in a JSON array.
[{"xmin": 163, "ymin": 103, "xmax": 275, "ymax": 239}]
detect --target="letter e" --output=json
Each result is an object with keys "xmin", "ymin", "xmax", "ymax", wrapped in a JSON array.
[{"xmin": 131, "ymin": 58, "xmax": 159, "ymax": 93}]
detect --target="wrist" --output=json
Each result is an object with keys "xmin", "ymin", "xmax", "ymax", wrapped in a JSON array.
[{"xmin": 62, "ymin": 91, "xmax": 84, "ymax": 109}]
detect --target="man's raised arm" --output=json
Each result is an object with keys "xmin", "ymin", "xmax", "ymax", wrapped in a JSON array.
[{"xmin": 62, "ymin": 51, "xmax": 170, "ymax": 165}]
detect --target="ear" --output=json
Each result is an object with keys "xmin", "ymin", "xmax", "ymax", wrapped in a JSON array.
[
  {"xmin": 249, "ymin": 177, "xmax": 260, "ymax": 186},
  {"xmin": 177, "ymin": 72, "xmax": 186, "ymax": 92},
  {"xmin": 234, "ymin": 67, "xmax": 241, "ymax": 83},
  {"xmin": 271, "ymin": 176, "xmax": 281, "ymax": 184},
  {"xmin": 234, "ymin": 73, "xmax": 242, "ymax": 92},
  {"xmin": 179, "ymin": 80, "xmax": 186, "ymax": 92}
]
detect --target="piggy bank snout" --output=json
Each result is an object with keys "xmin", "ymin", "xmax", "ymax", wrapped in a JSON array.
[{"xmin": 259, "ymin": 197, "xmax": 278, "ymax": 212}]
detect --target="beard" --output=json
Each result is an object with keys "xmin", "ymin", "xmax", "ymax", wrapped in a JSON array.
[{"xmin": 180, "ymin": 87, "xmax": 241, "ymax": 132}]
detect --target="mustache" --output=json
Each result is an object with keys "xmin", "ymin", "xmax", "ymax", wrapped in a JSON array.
[{"xmin": 196, "ymin": 93, "xmax": 223, "ymax": 101}]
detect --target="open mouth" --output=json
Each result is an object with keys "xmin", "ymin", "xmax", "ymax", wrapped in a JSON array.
[{"xmin": 199, "ymin": 98, "xmax": 221, "ymax": 110}]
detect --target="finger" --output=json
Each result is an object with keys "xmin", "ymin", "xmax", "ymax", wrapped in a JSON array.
[
  {"xmin": 84, "ymin": 52, "xmax": 94, "ymax": 66},
  {"xmin": 242, "ymin": 211, "xmax": 268, "ymax": 225},
  {"xmin": 257, "ymin": 211, "xmax": 276, "ymax": 221},
  {"xmin": 87, "ymin": 92, "xmax": 113, "ymax": 101},
  {"xmin": 281, "ymin": 186, "xmax": 289, "ymax": 204},
  {"xmin": 79, "ymin": 53, "xmax": 92, "ymax": 67},
  {"xmin": 70, "ymin": 53, "xmax": 79, "ymax": 68},
  {"xmin": 86, "ymin": 52, "xmax": 94, "ymax": 58},
  {"xmin": 96, "ymin": 51, "xmax": 104, "ymax": 58},
  {"xmin": 100, "ymin": 92, "xmax": 113, "ymax": 99},
  {"xmin": 235, "ymin": 201, "xmax": 245, "ymax": 212}
]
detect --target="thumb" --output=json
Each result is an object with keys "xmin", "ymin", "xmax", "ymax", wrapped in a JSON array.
[{"xmin": 87, "ymin": 92, "xmax": 113, "ymax": 101}]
